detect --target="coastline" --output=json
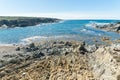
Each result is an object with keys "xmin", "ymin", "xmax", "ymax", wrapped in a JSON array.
[
  {"xmin": 0, "ymin": 20, "xmax": 120, "ymax": 79},
  {"xmin": 85, "ymin": 21, "xmax": 120, "ymax": 33},
  {"xmin": 0, "ymin": 16, "xmax": 60, "ymax": 28}
]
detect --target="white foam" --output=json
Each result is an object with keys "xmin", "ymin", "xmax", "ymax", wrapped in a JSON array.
[
  {"xmin": 59, "ymin": 20, "xmax": 65, "ymax": 23},
  {"xmin": 81, "ymin": 29, "xmax": 87, "ymax": 32},
  {"xmin": 81, "ymin": 29, "xmax": 95, "ymax": 34},
  {"xmin": 80, "ymin": 28, "xmax": 102, "ymax": 36},
  {"xmin": 20, "ymin": 35, "xmax": 71, "ymax": 44},
  {"xmin": 85, "ymin": 21, "xmax": 110, "ymax": 27},
  {"xmin": 21, "ymin": 36, "xmax": 48, "ymax": 43}
]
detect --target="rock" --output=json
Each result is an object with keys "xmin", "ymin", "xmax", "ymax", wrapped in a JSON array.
[
  {"xmin": 91, "ymin": 22, "xmax": 120, "ymax": 33},
  {"xmin": 53, "ymin": 42, "xmax": 57, "ymax": 44},
  {"xmin": 112, "ymin": 44, "xmax": 120, "ymax": 52},
  {"xmin": 22, "ymin": 72, "xmax": 26, "ymax": 77},
  {"xmin": 0, "ymin": 71, "xmax": 6, "ymax": 78},
  {"xmin": 114, "ymin": 48, "xmax": 120, "ymax": 52},
  {"xmin": 23, "ymin": 43, "xmax": 39, "ymax": 52},
  {"xmin": 29, "ymin": 43, "xmax": 35, "ymax": 48},
  {"xmin": 15, "ymin": 47, "xmax": 20, "ymax": 51},
  {"xmin": 59, "ymin": 41, "xmax": 65, "ymax": 44},
  {"xmin": 2, "ymin": 54, "xmax": 16, "ymax": 58},
  {"xmin": 117, "ymin": 26, "xmax": 120, "ymax": 33},
  {"xmin": 32, "ymin": 52, "xmax": 45, "ymax": 58},
  {"xmin": 88, "ymin": 44, "xmax": 120, "ymax": 80},
  {"xmin": 79, "ymin": 42, "xmax": 88, "ymax": 54},
  {"xmin": 25, "ymin": 47, "xmax": 32, "ymax": 52},
  {"xmin": 117, "ymin": 75, "xmax": 120, "ymax": 80},
  {"xmin": 65, "ymin": 41, "xmax": 72, "ymax": 46},
  {"xmin": 85, "ymin": 45, "xmax": 98, "ymax": 53},
  {"xmin": 2, "ymin": 40, "xmax": 120, "ymax": 80},
  {"xmin": 0, "ymin": 60, "xmax": 4, "ymax": 68},
  {"xmin": 8, "ymin": 58, "xmax": 22, "ymax": 64},
  {"xmin": 4, "ymin": 69, "xmax": 12, "ymax": 74}
]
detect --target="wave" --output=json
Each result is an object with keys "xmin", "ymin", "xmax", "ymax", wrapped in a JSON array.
[
  {"xmin": 0, "ymin": 35, "xmax": 80, "ymax": 45},
  {"xmin": 20, "ymin": 35, "xmax": 72, "ymax": 44},
  {"xmin": 21, "ymin": 36, "xmax": 48, "ymax": 43},
  {"xmin": 80, "ymin": 28, "xmax": 95, "ymax": 33},
  {"xmin": 59, "ymin": 20, "xmax": 65, "ymax": 23},
  {"xmin": 80, "ymin": 28, "xmax": 101, "ymax": 36},
  {"xmin": 85, "ymin": 21, "xmax": 110, "ymax": 27}
]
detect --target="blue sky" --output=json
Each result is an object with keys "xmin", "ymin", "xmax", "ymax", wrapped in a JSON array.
[{"xmin": 0, "ymin": 0, "xmax": 120, "ymax": 19}]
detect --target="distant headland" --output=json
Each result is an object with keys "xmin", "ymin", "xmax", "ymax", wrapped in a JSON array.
[
  {"xmin": 85, "ymin": 21, "xmax": 120, "ymax": 33},
  {"xmin": 0, "ymin": 16, "xmax": 60, "ymax": 28}
]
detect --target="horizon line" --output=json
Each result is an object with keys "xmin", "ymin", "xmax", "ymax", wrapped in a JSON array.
[{"xmin": 0, "ymin": 15, "xmax": 120, "ymax": 20}]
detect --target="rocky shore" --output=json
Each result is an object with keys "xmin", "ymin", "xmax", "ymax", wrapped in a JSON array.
[
  {"xmin": 0, "ymin": 16, "xmax": 60, "ymax": 28},
  {"xmin": 90, "ymin": 22, "xmax": 120, "ymax": 33},
  {"xmin": 0, "ymin": 40, "xmax": 120, "ymax": 80}
]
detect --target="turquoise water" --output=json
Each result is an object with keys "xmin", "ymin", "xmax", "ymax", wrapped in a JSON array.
[{"xmin": 0, "ymin": 20, "xmax": 120, "ymax": 44}]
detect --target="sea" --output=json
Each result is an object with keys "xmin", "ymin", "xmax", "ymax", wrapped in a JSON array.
[{"xmin": 0, "ymin": 20, "xmax": 120, "ymax": 45}]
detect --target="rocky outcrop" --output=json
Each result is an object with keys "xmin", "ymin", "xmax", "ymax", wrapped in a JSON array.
[
  {"xmin": 0, "ymin": 41, "xmax": 96, "ymax": 80},
  {"xmin": 0, "ymin": 41, "xmax": 120, "ymax": 80},
  {"xmin": 88, "ymin": 44, "xmax": 120, "ymax": 80},
  {"xmin": 91, "ymin": 22, "xmax": 120, "ymax": 33},
  {"xmin": 0, "ymin": 17, "xmax": 60, "ymax": 28}
]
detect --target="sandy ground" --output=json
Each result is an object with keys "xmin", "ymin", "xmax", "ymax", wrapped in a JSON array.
[{"xmin": 0, "ymin": 45, "xmax": 22, "ymax": 59}]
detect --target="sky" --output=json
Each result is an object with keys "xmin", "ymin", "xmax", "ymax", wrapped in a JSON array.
[{"xmin": 0, "ymin": 0, "xmax": 120, "ymax": 19}]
